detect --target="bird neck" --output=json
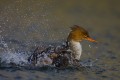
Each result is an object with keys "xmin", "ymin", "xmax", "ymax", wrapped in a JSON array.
[{"xmin": 69, "ymin": 40, "xmax": 82, "ymax": 60}]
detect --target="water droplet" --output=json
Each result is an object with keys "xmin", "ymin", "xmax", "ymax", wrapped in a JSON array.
[{"xmin": 89, "ymin": 45, "xmax": 91, "ymax": 48}]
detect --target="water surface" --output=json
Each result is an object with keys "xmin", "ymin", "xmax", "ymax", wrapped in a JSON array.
[{"xmin": 0, "ymin": 0, "xmax": 120, "ymax": 80}]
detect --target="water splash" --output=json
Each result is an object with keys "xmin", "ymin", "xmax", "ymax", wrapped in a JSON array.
[
  {"xmin": 0, "ymin": 38, "xmax": 29, "ymax": 66},
  {"xmin": 0, "ymin": 52, "xmax": 29, "ymax": 66}
]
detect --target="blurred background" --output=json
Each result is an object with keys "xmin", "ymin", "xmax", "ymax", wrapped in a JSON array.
[
  {"xmin": 0, "ymin": 0, "xmax": 120, "ymax": 80},
  {"xmin": 0, "ymin": 0, "xmax": 119, "ymax": 42}
]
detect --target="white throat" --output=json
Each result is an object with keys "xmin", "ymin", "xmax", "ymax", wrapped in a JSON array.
[{"xmin": 69, "ymin": 40, "xmax": 82, "ymax": 60}]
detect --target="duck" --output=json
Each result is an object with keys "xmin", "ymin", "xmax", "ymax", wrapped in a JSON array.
[
  {"xmin": 67, "ymin": 25, "xmax": 97, "ymax": 61},
  {"xmin": 28, "ymin": 25, "xmax": 97, "ymax": 68}
]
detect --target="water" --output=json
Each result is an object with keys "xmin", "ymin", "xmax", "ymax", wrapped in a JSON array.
[{"xmin": 0, "ymin": 0, "xmax": 120, "ymax": 80}]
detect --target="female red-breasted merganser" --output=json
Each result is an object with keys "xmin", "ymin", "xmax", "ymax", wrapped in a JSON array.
[
  {"xmin": 67, "ymin": 25, "xmax": 97, "ymax": 61},
  {"xmin": 28, "ymin": 25, "xmax": 97, "ymax": 68}
]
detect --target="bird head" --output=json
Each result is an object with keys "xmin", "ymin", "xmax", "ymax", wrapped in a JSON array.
[{"xmin": 68, "ymin": 25, "xmax": 97, "ymax": 42}]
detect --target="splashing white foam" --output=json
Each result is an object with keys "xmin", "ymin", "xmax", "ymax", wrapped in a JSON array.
[
  {"xmin": 0, "ymin": 52, "xmax": 29, "ymax": 66},
  {"xmin": 0, "ymin": 39, "xmax": 29, "ymax": 66}
]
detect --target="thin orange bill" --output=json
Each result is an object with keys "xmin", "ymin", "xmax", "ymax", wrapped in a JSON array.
[{"xmin": 85, "ymin": 37, "xmax": 97, "ymax": 42}]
